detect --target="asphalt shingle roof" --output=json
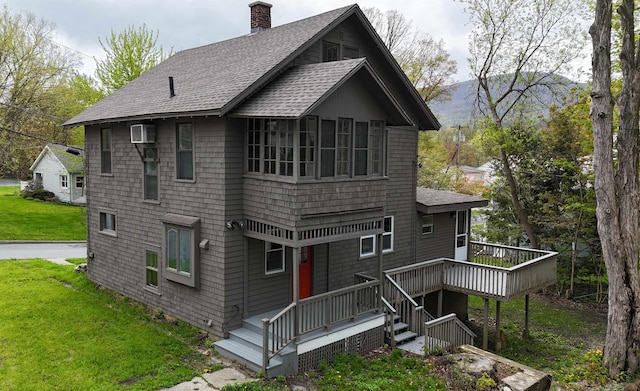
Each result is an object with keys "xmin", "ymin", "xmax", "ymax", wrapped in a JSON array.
[
  {"xmin": 416, "ymin": 187, "xmax": 488, "ymax": 213},
  {"xmin": 64, "ymin": 5, "xmax": 355, "ymax": 127},
  {"xmin": 32, "ymin": 144, "xmax": 85, "ymax": 173}
]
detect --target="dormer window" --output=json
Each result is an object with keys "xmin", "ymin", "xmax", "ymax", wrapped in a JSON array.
[{"xmin": 323, "ymin": 41, "xmax": 339, "ymax": 62}]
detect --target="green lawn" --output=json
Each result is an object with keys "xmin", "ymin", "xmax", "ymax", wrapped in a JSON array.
[
  {"xmin": 0, "ymin": 186, "xmax": 86, "ymax": 240},
  {"xmin": 0, "ymin": 259, "xmax": 208, "ymax": 390}
]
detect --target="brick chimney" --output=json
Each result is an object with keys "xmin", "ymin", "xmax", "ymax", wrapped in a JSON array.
[{"xmin": 249, "ymin": 1, "xmax": 272, "ymax": 33}]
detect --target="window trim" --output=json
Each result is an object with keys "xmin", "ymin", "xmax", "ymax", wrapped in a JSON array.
[
  {"xmin": 98, "ymin": 209, "xmax": 117, "ymax": 237},
  {"xmin": 422, "ymin": 215, "xmax": 434, "ymax": 235},
  {"xmin": 265, "ymin": 242, "xmax": 285, "ymax": 275},
  {"xmin": 382, "ymin": 215, "xmax": 394, "ymax": 253},
  {"xmin": 162, "ymin": 213, "xmax": 200, "ymax": 288},
  {"xmin": 60, "ymin": 174, "xmax": 68, "ymax": 189},
  {"xmin": 359, "ymin": 234, "xmax": 376, "ymax": 258},
  {"xmin": 176, "ymin": 123, "xmax": 195, "ymax": 181},
  {"xmin": 144, "ymin": 247, "xmax": 161, "ymax": 293}
]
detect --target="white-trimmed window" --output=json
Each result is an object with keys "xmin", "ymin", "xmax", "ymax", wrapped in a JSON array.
[
  {"xmin": 265, "ymin": 242, "xmax": 285, "ymax": 274},
  {"xmin": 60, "ymin": 175, "xmax": 68, "ymax": 189},
  {"xmin": 382, "ymin": 216, "xmax": 394, "ymax": 253},
  {"xmin": 176, "ymin": 123, "xmax": 194, "ymax": 180},
  {"xmin": 99, "ymin": 211, "xmax": 117, "ymax": 236},
  {"xmin": 359, "ymin": 235, "xmax": 376, "ymax": 258},
  {"xmin": 145, "ymin": 249, "xmax": 159, "ymax": 290},
  {"xmin": 75, "ymin": 176, "xmax": 84, "ymax": 188},
  {"xmin": 163, "ymin": 213, "xmax": 200, "ymax": 287},
  {"xmin": 422, "ymin": 215, "xmax": 434, "ymax": 235}
]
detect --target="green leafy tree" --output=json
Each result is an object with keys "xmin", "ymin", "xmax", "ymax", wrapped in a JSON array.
[
  {"xmin": 590, "ymin": 0, "xmax": 640, "ymax": 377},
  {"xmin": 460, "ymin": 0, "xmax": 589, "ymax": 248},
  {"xmin": 0, "ymin": 5, "xmax": 79, "ymax": 178},
  {"xmin": 95, "ymin": 23, "xmax": 171, "ymax": 93}
]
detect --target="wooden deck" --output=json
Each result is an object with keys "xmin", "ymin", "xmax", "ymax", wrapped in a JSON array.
[{"xmin": 385, "ymin": 241, "xmax": 557, "ymax": 301}]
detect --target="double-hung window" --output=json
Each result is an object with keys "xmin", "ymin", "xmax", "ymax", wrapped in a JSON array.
[
  {"xmin": 176, "ymin": 123, "xmax": 194, "ymax": 180},
  {"xmin": 422, "ymin": 215, "xmax": 434, "ymax": 235},
  {"xmin": 247, "ymin": 119, "xmax": 261, "ymax": 173},
  {"xmin": 382, "ymin": 216, "xmax": 394, "ymax": 253},
  {"xmin": 100, "ymin": 128, "xmax": 112, "ymax": 174},
  {"xmin": 75, "ymin": 176, "xmax": 84, "ymax": 188},
  {"xmin": 336, "ymin": 118, "xmax": 352, "ymax": 176},
  {"xmin": 354, "ymin": 122, "xmax": 368, "ymax": 176},
  {"xmin": 320, "ymin": 120, "xmax": 336, "ymax": 177},
  {"xmin": 265, "ymin": 242, "xmax": 285, "ymax": 274},
  {"xmin": 370, "ymin": 121, "xmax": 384, "ymax": 176},
  {"xmin": 163, "ymin": 213, "xmax": 200, "ymax": 288},
  {"xmin": 60, "ymin": 175, "xmax": 68, "ymax": 189},
  {"xmin": 359, "ymin": 215, "xmax": 394, "ymax": 258},
  {"xmin": 144, "ymin": 147, "xmax": 158, "ymax": 201},
  {"xmin": 99, "ymin": 210, "xmax": 117, "ymax": 236},
  {"xmin": 145, "ymin": 250, "xmax": 159, "ymax": 290}
]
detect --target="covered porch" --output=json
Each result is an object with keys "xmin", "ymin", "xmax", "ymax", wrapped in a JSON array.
[{"xmin": 215, "ymin": 240, "xmax": 557, "ymax": 376}]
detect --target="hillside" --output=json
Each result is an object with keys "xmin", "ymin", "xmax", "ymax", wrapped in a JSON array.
[{"xmin": 429, "ymin": 75, "xmax": 586, "ymax": 129}]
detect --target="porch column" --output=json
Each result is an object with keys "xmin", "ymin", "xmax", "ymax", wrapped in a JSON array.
[
  {"xmin": 523, "ymin": 294, "xmax": 530, "ymax": 338},
  {"xmin": 377, "ymin": 232, "xmax": 384, "ymax": 310},
  {"xmin": 293, "ymin": 246, "xmax": 301, "ymax": 338},
  {"xmin": 495, "ymin": 301, "xmax": 502, "ymax": 352},
  {"xmin": 483, "ymin": 298, "xmax": 489, "ymax": 350},
  {"xmin": 243, "ymin": 236, "xmax": 249, "ymax": 319}
]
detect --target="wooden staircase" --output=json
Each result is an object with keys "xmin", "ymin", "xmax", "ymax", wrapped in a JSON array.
[{"xmin": 214, "ymin": 311, "xmax": 296, "ymax": 377}]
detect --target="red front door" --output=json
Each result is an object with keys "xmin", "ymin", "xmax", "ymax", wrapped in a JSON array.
[{"xmin": 299, "ymin": 246, "xmax": 313, "ymax": 299}]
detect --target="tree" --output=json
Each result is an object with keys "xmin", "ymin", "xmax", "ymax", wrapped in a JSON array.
[
  {"xmin": 95, "ymin": 23, "xmax": 170, "ymax": 93},
  {"xmin": 590, "ymin": 0, "xmax": 640, "ymax": 377},
  {"xmin": 0, "ymin": 5, "xmax": 79, "ymax": 178},
  {"xmin": 363, "ymin": 7, "xmax": 457, "ymax": 104},
  {"xmin": 461, "ymin": 0, "xmax": 588, "ymax": 249}
]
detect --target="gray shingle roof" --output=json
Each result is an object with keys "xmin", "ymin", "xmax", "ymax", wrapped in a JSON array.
[
  {"xmin": 64, "ymin": 5, "xmax": 356, "ymax": 127},
  {"xmin": 232, "ymin": 58, "xmax": 411, "ymax": 124},
  {"xmin": 416, "ymin": 187, "xmax": 488, "ymax": 214}
]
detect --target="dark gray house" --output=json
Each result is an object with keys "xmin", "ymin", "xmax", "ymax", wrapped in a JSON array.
[{"xmin": 65, "ymin": 2, "xmax": 557, "ymax": 376}]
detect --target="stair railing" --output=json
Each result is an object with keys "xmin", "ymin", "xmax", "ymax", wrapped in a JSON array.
[
  {"xmin": 262, "ymin": 302, "xmax": 297, "ymax": 373},
  {"xmin": 423, "ymin": 313, "xmax": 476, "ymax": 353},
  {"xmin": 383, "ymin": 274, "xmax": 431, "ymax": 341}
]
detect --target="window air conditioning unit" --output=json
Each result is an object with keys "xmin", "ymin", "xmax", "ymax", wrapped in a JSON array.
[{"xmin": 130, "ymin": 124, "xmax": 156, "ymax": 143}]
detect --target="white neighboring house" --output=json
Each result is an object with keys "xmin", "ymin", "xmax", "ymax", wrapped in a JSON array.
[{"xmin": 29, "ymin": 144, "xmax": 85, "ymax": 204}]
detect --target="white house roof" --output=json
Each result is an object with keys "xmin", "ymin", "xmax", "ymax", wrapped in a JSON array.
[{"xmin": 29, "ymin": 144, "xmax": 85, "ymax": 173}]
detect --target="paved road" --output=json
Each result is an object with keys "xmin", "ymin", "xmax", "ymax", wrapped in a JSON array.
[
  {"xmin": 0, "ymin": 178, "xmax": 19, "ymax": 187},
  {"xmin": 0, "ymin": 241, "xmax": 86, "ymax": 261}
]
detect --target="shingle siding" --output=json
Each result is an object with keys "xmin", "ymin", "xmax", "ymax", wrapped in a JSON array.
[{"xmin": 86, "ymin": 116, "xmax": 233, "ymax": 336}]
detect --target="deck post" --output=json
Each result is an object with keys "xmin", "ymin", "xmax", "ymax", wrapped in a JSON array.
[
  {"xmin": 293, "ymin": 247, "xmax": 300, "ymax": 339},
  {"xmin": 495, "ymin": 301, "xmax": 501, "ymax": 352},
  {"xmin": 483, "ymin": 298, "xmax": 489, "ymax": 350},
  {"xmin": 523, "ymin": 294, "xmax": 530, "ymax": 338},
  {"xmin": 437, "ymin": 290, "xmax": 443, "ymax": 317}
]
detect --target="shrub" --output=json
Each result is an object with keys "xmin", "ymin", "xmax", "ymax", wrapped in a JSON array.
[{"xmin": 20, "ymin": 181, "xmax": 58, "ymax": 202}]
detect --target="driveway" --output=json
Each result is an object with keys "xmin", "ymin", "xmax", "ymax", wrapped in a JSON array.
[
  {"xmin": 0, "ymin": 241, "xmax": 86, "ymax": 262},
  {"xmin": 0, "ymin": 178, "xmax": 19, "ymax": 187}
]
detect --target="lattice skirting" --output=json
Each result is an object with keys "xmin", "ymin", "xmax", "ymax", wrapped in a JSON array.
[{"xmin": 298, "ymin": 326, "xmax": 384, "ymax": 372}]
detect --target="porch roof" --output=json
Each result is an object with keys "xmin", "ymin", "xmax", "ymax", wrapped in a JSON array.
[{"xmin": 416, "ymin": 187, "xmax": 488, "ymax": 214}]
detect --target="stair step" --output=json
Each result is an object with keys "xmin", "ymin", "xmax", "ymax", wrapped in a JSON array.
[
  {"xmin": 215, "ymin": 338, "xmax": 282, "ymax": 374},
  {"xmin": 385, "ymin": 322, "xmax": 408, "ymax": 334},
  {"xmin": 229, "ymin": 327, "xmax": 296, "ymax": 355},
  {"xmin": 386, "ymin": 314, "xmax": 401, "ymax": 322},
  {"xmin": 394, "ymin": 330, "xmax": 418, "ymax": 344}
]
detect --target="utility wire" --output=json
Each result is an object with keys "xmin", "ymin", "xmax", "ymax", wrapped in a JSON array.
[
  {"xmin": 0, "ymin": 125, "xmax": 84, "ymax": 151},
  {"xmin": 0, "ymin": 102, "xmax": 64, "ymax": 123}
]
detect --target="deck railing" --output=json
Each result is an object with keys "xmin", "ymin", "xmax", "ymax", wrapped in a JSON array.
[
  {"xmin": 423, "ymin": 313, "xmax": 476, "ymax": 353},
  {"xmin": 387, "ymin": 242, "xmax": 557, "ymax": 301},
  {"xmin": 383, "ymin": 274, "xmax": 434, "ymax": 343}
]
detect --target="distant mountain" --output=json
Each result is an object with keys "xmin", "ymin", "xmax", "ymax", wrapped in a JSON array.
[{"xmin": 429, "ymin": 74, "xmax": 586, "ymax": 129}]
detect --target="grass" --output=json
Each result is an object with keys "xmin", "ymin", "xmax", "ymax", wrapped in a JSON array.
[
  {"xmin": 0, "ymin": 259, "xmax": 207, "ymax": 390},
  {"xmin": 0, "ymin": 186, "xmax": 86, "ymax": 240},
  {"xmin": 468, "ymin": 295, "xmax": 612, "ymax": 390}
]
